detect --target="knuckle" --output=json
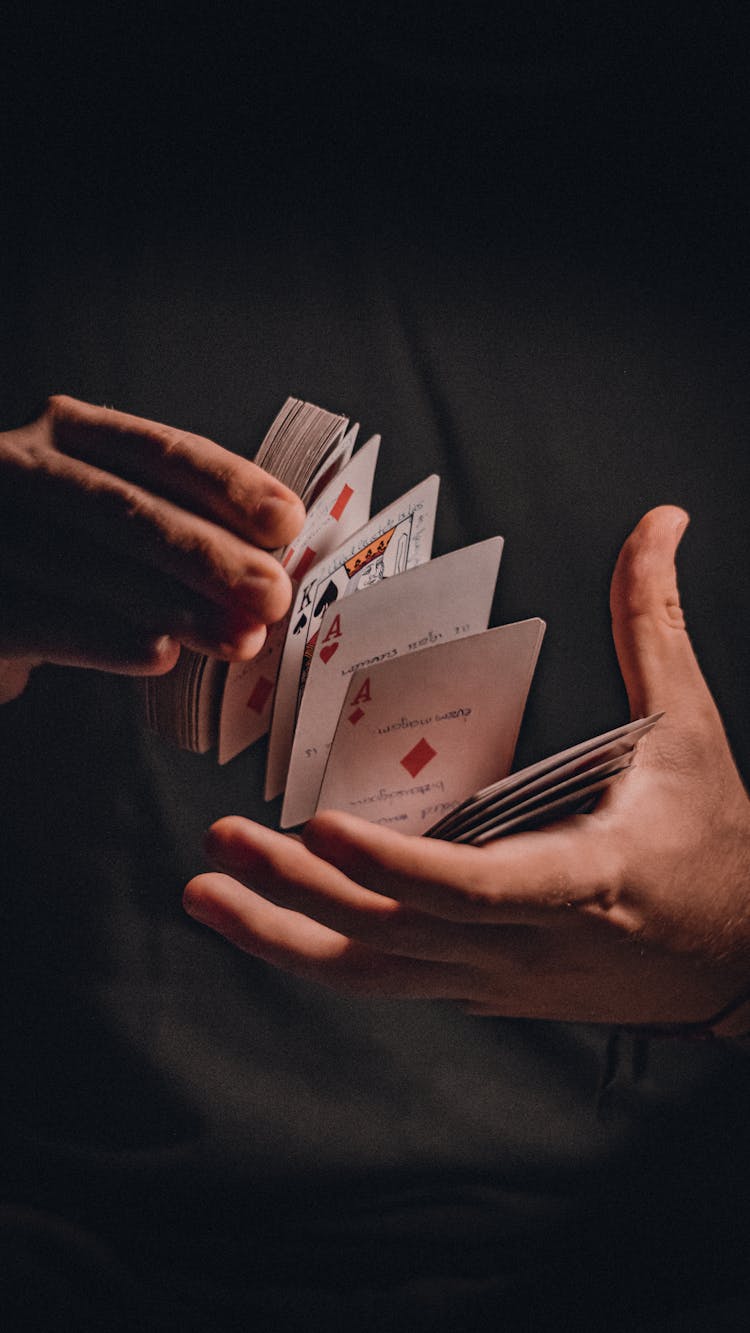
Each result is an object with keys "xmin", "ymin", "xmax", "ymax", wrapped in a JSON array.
[
  {"xmin": 144, "ymin": 424, "xmax": 194, "ymax": 462},
  {"xmin": 1, "ymin": 423, "xmax": 49, "ymax": 472},
  {"xmin": 92, "ymin": 480, "xmax": 152, "ymax": 532},
  {"xmin": 45, "ymin": 393, "xmax": 73, "ymax": 425},
  {"xmin": 571, "ymin": 840, "xmax": 631, "ymax": 923},
  {"xmin": 46, "ymin": 395, "xmax": 104, "ymax": 449},
  {"xmin": 123, "ymin": 487, "xmax": 151, "ymax": 523},
  {"xmin": 227, "ymin": 457, "xmax": 274, "ymax": 500},
  {"xmin": 614, "ymin": 543, "xmax": 684, "ymax": 631},
  {"xmin": 181, "ymin": 529, "xmax": 242, "ymax": 593},
  {"xmin": 95, "ymin": 474, "xmax": 147, "ymax": 519},
  {"xmin": 213, "ymin": 460, "xmax": 250, "ymax": 508}
]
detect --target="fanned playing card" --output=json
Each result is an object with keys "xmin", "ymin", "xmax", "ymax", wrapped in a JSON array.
[
  {"xmin": 425, "ymin": 712, "xmax": 663, "ymax": 843},
  {"xmin": 316, "ymin": 620, "xmax": 546, "ymax": 835},
  {"xmin": 143, "ymin": 389, "xmax": 665, "ymax": 839},
  {"xmin": 145, "ymin": 396, "xmax": 354, "ymax": 753},
  {"xmin": 265, "ymin": 474, "xmax": 440, "ymax": 800},
  {"xmin": 280, "ymin": 537, "xmax": 504, "ymax": 827},
  {"xmin": 252, "ymin": 396, "xmax": 352, "ymax": 505},
  {"xmin": 217, "ymin": 434, "xmax": 381, "ymax": 764}
]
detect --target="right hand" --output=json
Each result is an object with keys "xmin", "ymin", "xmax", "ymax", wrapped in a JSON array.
[
  {"xmin": 0, "ymin": 395, "xmax": 305, "ymax": 701},
  {"xmin": 185, "ymin": 508, "xmax": 750, "ymax": 1034}
]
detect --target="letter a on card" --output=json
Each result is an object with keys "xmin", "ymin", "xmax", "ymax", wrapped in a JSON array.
[
  {"xmin": 317, "ymin": 619, "xmax": 546, "ymax": 835},
  {"xmin": 352, "ymin": 677, "xmax": 372, "ymax": 705},
  {"xmin": 218, "ymin": 435, "xmax": 381, "ymax": 765},
  {"xmin": 279, "ymin": 537, "xmax": 504, "ymax": 827}
]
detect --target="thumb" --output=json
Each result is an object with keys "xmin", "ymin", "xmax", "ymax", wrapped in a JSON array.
[{"xmin": 610, "ymin": 505, "xmax": 716, "ymax": 722}]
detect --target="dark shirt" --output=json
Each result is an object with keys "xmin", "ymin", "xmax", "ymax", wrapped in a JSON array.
[{"xmin": 2, "ymin": 7, "xmax": 749, "ymax": 1329}]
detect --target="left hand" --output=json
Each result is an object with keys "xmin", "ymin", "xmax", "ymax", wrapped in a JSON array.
[
  {"xmin": 0, "ymin": 396, "xmax": 304, "ymax": 702},
  {"xmin": 184, "ymin": 507, "xmax": 750, "ymax": 1032}
]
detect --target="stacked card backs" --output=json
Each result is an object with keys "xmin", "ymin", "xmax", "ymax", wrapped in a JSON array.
[{"xmin": 425, "ymin": 712, "xmax": 663, "ymax": 843}]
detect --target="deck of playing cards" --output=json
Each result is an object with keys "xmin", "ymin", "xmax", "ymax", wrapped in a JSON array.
[{"xmin": 145, "ymin": 397, "xmax": 661, "ymax": 843}]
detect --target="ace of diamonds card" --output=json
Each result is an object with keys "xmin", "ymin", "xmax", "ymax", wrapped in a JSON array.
[{"xmin": 316, "ymin": 620, "xmax": 546, "ymax": 835}]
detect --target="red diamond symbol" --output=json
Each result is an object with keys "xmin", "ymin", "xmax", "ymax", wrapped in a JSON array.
[
  {"xmin": 348, "ymin": 706, "xmax": 365, "ymax": 725},
  {"xmin": 330, "ymin": 483, "xmax": 354, "ymax": 521},
  {"xmin": 400, "ymin": 737, "xmax": 437, "ymax": 778},
  {"xmin": 291, "ymin": 545, "xmax": 317, "ymax": 581},
  {"xmin": 246, "ymin": 675, "xmax": 274, "ymax": 714}
]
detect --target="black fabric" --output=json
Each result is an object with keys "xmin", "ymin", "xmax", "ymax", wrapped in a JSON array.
[{"xmin": 2, "ymin": 6, "xmax": 749, "ymax": 1328}]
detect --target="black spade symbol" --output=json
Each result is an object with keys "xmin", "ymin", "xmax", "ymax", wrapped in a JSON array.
[{"xmin": 314, "ymin": 579, "xmax": 338, "ymax": 618}]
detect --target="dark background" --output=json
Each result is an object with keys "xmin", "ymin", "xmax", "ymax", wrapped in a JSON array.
[
  {"xmin": 2, "ymin": 1, "xmax": 748, "ymax": 771},
  {"xmin": 2, "ymin": 4, "xmax": 749, "ymax": 1329}
]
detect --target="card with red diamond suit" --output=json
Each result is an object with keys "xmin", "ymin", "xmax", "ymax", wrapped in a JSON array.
[
  {"xmin": 280, "ymin": 536, "xmax": 504, "ymax": 828},
  {"xmin": 265, "ymin": 473, "xmax": 440, "ymax": 800},
  {"xmin": 315, "ymin": 619, "xmax": 546, "ymax": 835},
  {"xmin": 145, "ymin": 396, "xmax": 355, "ymax": 754},
  {"xmin": 217, "ymin": 434, "xmax": 381, "ymax": 764}
]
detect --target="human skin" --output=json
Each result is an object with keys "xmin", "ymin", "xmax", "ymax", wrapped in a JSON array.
[
  {"xmin": 185, "ymin": 507, "xmax": 750, "ymax": 1033},
  {"xmin": 0, "ymin": 396, "xmax": 305, "ymax": 701}
]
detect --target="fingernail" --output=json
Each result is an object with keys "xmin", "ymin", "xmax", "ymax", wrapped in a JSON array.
[
  {"xmin": 150, "ymin": 634, "xmax": 180, "ymax": 661},
  {"xmin": 230, "ymin": 623, "xmax": 268, "ymax": 657},
  {"xmin": 195, "ymin": 592, "xmax": 268, "ymax": 641},
  {"xmin": 255, "ymin": 495, "xmax": 304, "ymax": 543},
  {"xmin": 234, "ymin": 570, "xmax": 292, "ymax": 626}
]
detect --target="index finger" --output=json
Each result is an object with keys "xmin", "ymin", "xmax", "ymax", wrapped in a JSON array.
[
  {"xmin": 303, "ymin": 808, "xmax": 629, "ymax": 927},
  {"xmin": 47, "ymin": 396, "xmax": 306, "ymax": 550}
]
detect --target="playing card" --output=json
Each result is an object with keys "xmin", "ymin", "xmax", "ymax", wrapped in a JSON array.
[
  {"xmin": 217, "ymin": 435, "xmax": 381, "ymax": 764},
  {"xmin": 302, "ymin": 420, "xmax": 360, "ymax": 506},
  {"xmin": 451, "ymin": 749, "xmax": 634, "ymax": 843},
  {"xmin": 281, "ymin": 433, "xmax": 380, "ymax": 579},
  {"xmin": 143, "ymin": 651, "xmax": 227, "ymax": 753},
  {"xmin": 437, "ymin": 747, "xmax": 635, "ymax": 842},
  {"xmin": 145, "ymin": 395, "xmax": 354, "ymax": 753},
  {"xmin": 425, "ymin": 712, "xmax": 662, "ymax": 839},
  {"xmin": 468, "ymin": 772, "xmax": 627, "ymax": 843},
  {"xmin": 265, "ymin": 474, "xmax": 440, "ymax": 799},
  {"xmin": 253, "ymin": 397, "xmax": 350, "ymax": 500},
  {"xmin": 316, "ymin": 620, "xmax": 546, "ymax": 834},
  {"xmin": 280, "ymin": 537, "xmax": 504, "ymax": 827}
]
